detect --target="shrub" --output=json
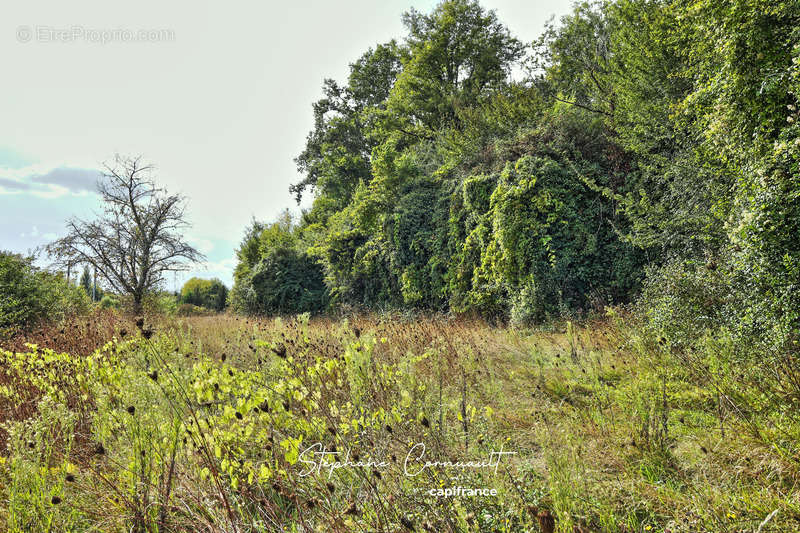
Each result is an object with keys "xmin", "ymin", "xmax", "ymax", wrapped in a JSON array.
[
  {"xmin": 180, "ymin": 278, "xmax": 228, "ymax": 311},
  {"xmin": 0, "ymin": 251, "xmax": 90, "ymax": 334},
  {"xmin": 232, "ymin": 248, "xmax": 328, "ymax": 315},
  {"xmin": 98, "ymin": 294, "xmax": 120, "ymax": 310}
]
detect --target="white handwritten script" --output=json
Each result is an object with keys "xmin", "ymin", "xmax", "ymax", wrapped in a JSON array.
[{"xmin": 297, "ymin": 442, "xmax": 515, "ymax": 479}]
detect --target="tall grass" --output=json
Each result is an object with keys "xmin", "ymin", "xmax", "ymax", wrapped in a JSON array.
[{"xmin": 0, "ymin": 311, "xmax": 796, "ymax": 531}]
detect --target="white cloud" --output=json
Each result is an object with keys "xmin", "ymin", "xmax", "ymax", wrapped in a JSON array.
[{"xmin": 0, "ymin": 164, "xmax": 102, "ymax": 199}]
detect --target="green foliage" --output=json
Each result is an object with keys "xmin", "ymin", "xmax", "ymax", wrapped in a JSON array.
[
  {"xmin": 141, "ymin": 292, "xmax": 179, "ymax": 316},
  {"xmin": 239, "ymin": 0, "xmax": 798, "ymax": 347},
  {"xmin": 180, "ymin": 277, "xmax": 228, "ymax": 312},
  {"xmin": 79, "ymin": 266, "xmax": 105, "ymax": 302},
  {"xmin": 0, "ymin": 251, "xmax": 90, "ymax": 334},
  {"xmin": 231, "ymin": 212, "xmax": 328, "ymax": 315},
  {"xmin": 235, "ymin": 247, "xmax": 327, "ymax": 315},
  {"xmin": 387, "ymin": 0, "xmax": 524, "ymax": 134},
  {"xmin": 98, "ymin": 294, "xmax": 120, "ymax": 310},
  {"xmin": 462, "ymin": 152, "xmax": 641, "ymax": 323}
]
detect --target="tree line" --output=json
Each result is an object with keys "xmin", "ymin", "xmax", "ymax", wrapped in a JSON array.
[{"xmin": 231, "ymin": 0, "xmax": 798, "ymax": 353}]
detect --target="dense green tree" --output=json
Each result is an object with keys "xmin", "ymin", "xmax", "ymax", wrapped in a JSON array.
[
  {"xmin": 79, "ymin": 266, "xmax": 92, "ymax": 297},
  {"xmin": 292, "ymin": 42, "xmax": 403, "ymax": 206},
  {"xmin": 387, "ymin": 0, "xmax": 524, "ymax": 136},
  {"xmin": 231, "ymin": 212, "xmax": 328, "ymax": 315},
  {"xmin": 180, "ymin": 277, "xmax": 228, "ymax": 311}
]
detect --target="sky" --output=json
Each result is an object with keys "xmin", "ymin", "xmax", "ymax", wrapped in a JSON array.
[{"xmin": 0, "ymin": 0, "xmax": 574, "ymax": 291}]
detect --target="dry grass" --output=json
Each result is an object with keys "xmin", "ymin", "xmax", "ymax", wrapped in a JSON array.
[{"xmin": 0, "ymin": 311, "xmax": 797, "ymax": 531}]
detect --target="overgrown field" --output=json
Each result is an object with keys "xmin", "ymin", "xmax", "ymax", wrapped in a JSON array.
[{"xmin": 0, "ymin": 312, "xmax": 797, "ymax": 532}]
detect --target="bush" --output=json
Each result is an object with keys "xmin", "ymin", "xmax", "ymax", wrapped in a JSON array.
[
  {"xmin": 0, "ymin": 251, "xmax": 90, "ymax": 334},
  {"xmin": 638, "ymin": 259, "xmax": 730, "ymax": 348},
  {"xmin": 232, "ymin": 248, "xmax": 328, "ymax": 315},
  {"xmin": 98, "ymin": 294, "xmax": 120, "ymax": 310},
  {"xmin": 180, "ymin": 278, "xmax": 228, "ymax": 312}
]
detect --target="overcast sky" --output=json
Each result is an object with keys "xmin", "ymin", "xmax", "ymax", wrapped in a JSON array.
[{"xmin": 0, "ymin": 0, "xmax": 574, "ymax": 290}]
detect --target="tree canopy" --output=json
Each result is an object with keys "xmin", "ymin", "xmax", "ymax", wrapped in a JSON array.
[{"xmin": 230, "ymin": 0, "xmax": 799, "ymax": 357}]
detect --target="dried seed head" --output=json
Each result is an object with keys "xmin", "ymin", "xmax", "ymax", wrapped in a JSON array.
[{"xmin": 400, "ymin": 516, "xmax": 415, "ymax": 530}]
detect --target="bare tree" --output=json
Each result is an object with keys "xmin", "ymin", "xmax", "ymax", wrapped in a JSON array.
[{"xmin": 47, "ymin": 155, "xmax": 205, "ymax": 314}]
